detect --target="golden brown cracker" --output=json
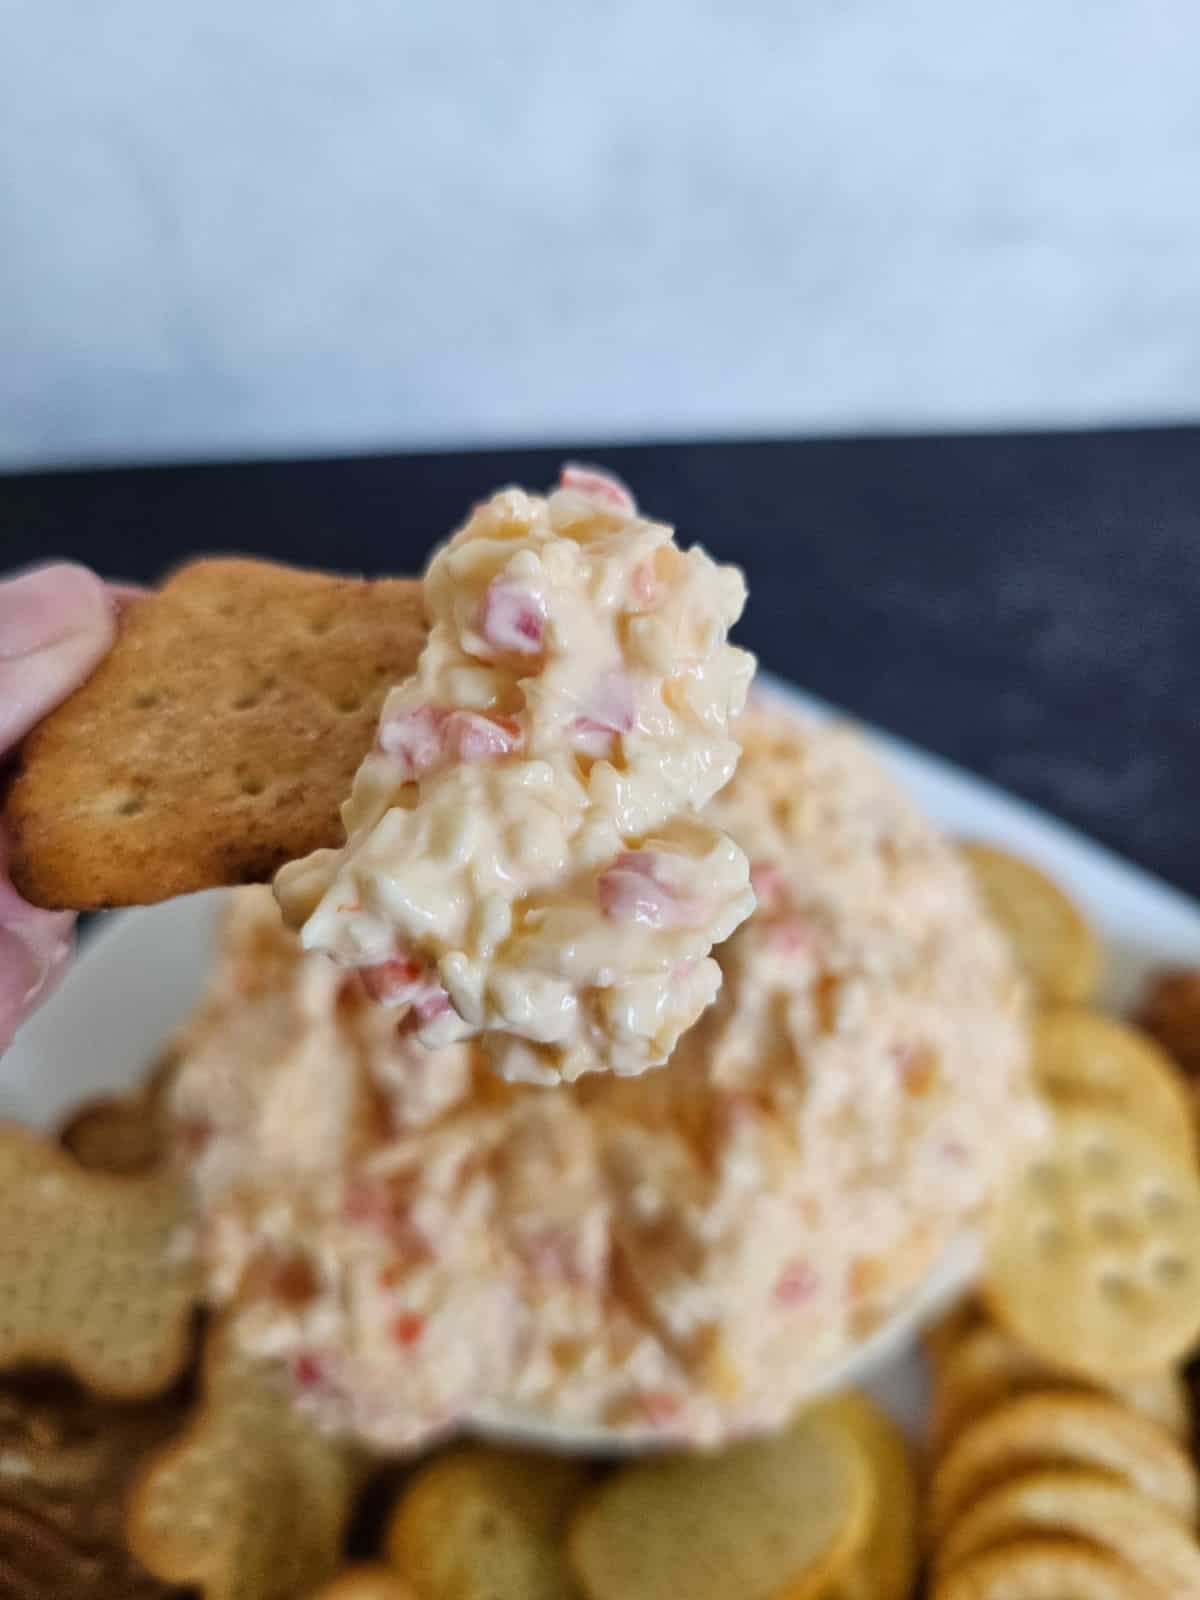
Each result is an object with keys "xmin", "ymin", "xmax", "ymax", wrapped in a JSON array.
[
  {"xmin": 0, "ymin": 1372, "xmax": 186, "ymax": 1599},
  {"xmin": 1033, "ymin": 1009, "xmax": 1196, "ymax": 1165},
  {"xmin": 0, "ymin": 1122, "xmax": 198, "ymax": 1398},
  {"xmin": 929, "ymin": 1537, "xmax": 1161, "ymax": 1600},
  {"xmin": 7, "ymin": 558, "xmax": 426, "ymax": 910},
  {"xmin": 128, "ymin": 1321, "xmax": 361, "ymax": 1600},
  {"xmin": 928, "ymin": 1390, "xmax": 1198, "ymax": 1539},
  {"xmin": 566, "ymin": 1409, "xmax": 872, "ymax": 1600},
  {"xmin": 961, "ymin": 843, "xmax": 1102, "ymax": 1006},
  {"xmin": 385, "ymin": 1447, "xmax": 587, "ymax": 1600},
  {"xmin": 933, "ymin": 1468, "xmax": 1200, "ymax": 1592},
  {"xmin": 984, "ymin": 1105, "xmax": 1200, "ymax": 1380},
  {"xmin": 816, "ymin": 1392, "xmax": 918, "ymax": 1600},
  {"xmin": 311, "ymin": 1567, "xmax": 418, "ymax": 1600}
]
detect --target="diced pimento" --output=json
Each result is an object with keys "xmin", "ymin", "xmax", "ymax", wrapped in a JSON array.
[
  {"xmin": 749, "ymin": 860, "xmax": 785, "ymax": 911},
  {"xmin": 569, "ymin": 670, "xmax": 636, "ymax": 755},
  {"xmin": 628, "ymin": 557, "xmax": 665, "ymax": 611},
  {"xmin": 478, "ymin": 578, "xmax": 547, "ymax": 657},
  {"xmin": 559, "ymin": 462, "xmax": 637, "ymax": 513},
  {"xmin": 597, "ymin": 852, "xmax": 705, "ymax": 930},
  {"xmin": 445, "ymin": 710, "xmax": 523, "ymax": 763},
  {"xmin": 358, "ymin": 955, "xmax": 453, "ymax": 1030},
  {"xmin": 293, "ymin": 1353, "xmax": 327, "ymax": 1390},
  {"xmin": 766, "ymin": 917, "xmax": 814, "ymax": 956},
  {"xmin": 773, "ymin": 1260, "xmax": 819, "ymax": 1308},
  {"xmin": 638, "ymin": 1389, "xmax": 684, "ymax": 1427},
  {"xmin": 377, "ymin": 704, "xmax": 450, "ymax": 777},
  {"xmin": 390, "ymin": 1311, "xmax": 426, "ymax": 1348}
]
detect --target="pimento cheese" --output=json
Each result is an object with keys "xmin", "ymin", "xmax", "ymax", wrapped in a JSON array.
[
  {"xmin": 168, "ymin": 708, "xmax": 1037, "ymax": 1451},
  {"xmin": 276, "ymin": 466, "xmax": 756, "ymax": 1084}
]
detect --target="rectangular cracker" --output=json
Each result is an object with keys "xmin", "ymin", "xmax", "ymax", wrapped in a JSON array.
[{"xmin": 5, "ymin": 558, "xmax": 427, "ymax": 910}]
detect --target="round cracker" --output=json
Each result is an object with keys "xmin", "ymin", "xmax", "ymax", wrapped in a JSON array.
[
  {"xmin": 934, "ymin": 1468, "xmax": 1200, "ymax": 1593},
  {"xmin": 961, "ymin": 844, "xmax": 1101, "ymax": 1006},
  {"xmin": 566, "ymin": 1408, "xmax": 872, "ymax": 1600},
  {"xmin": 930, "ymin": 1536, "xmax": 1162, "ymax": 1600},
  {"xmin": 1034, "ymin": 1010, "xmax": 1196, "ymax": 1164},
  {"xmin": 312, "ymin": 1566, "xmax": 418, "ymax": 1600},
  {"xmin": 984, "ymin": 1105, "xmax": 1200, "ymax": 1378},
  {"xmin": 931, "ymin": 1323, "xmax": 1191, "ymax": 1451},
  {"xmin": 928, "ymin": 1390, "xmax": 1197, "ymax": 1539},
  {"xmin": 817, "ymin": 1392, "xmax": 918, "ymax": 1600}
]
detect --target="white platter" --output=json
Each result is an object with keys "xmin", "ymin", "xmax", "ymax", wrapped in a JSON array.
[{"xmin": 6, "ymin": 673, "xmax": 1199, "ymax": 1447}]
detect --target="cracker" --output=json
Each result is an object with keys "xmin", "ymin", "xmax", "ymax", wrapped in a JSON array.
[
  {"xmin": 928, "ymin": 1390, "xmax": 1198, "ymax": 1539},
  {"xmin": 566, "ymin": 1407, "xmax": 873, "ymax": 1600},
  {"xmin": 60, "ymin": 1093, "xmax": 164, "ymax": 1175},
  {"xmin": 312, "ymin": 1567, "xmax": 418, "ymax": 1600},
  {"xmin": 128, "ymin": 1321, "xmax": 361, "ymax": 1600},
  {"xmin": 930, "ymin": 1324, "xmax": 1191, "ymax": 1451},
  {"xmin": 961, "ymin": 843, "xmax": 1102, "ymax": 1005},
  {"xmin": 1034, "ymin": 1009, "xmax": 1196, "ymax": 1164},
  {"xmin": 929, "ymin": 1536, "xmax": 1162, "ymax": 1600},
  {"xmin": 0, "ymin": 1372, "xmax": 185, "ymax": 1599},
  {"xmin": 816, "ymin": 1392, "xmax": 918, "ymax": 1600},
  {"xmin": 924, "ymin": 1295, "xmax": 989, "ymax": 1373},
  {"xmin": 933, "ymin": 1468, "xmax": 1200, "ymax": 1592},
  {"xmin": 0, "ymin": 1122, "xmax": 198, "ymax": 1397},
  {"xmin": 384, "ymin": 1446, "xmax": 587, "ymax": 1600},
  {"xmin": 6, "ymin": 559, "xmax": 426, "ymax": 910},
  {"xmin": 984, "ymin": 1104, "xmax": 1200, "ymax": 1379}
]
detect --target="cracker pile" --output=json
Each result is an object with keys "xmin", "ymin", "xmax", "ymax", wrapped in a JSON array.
[
  {"xmin": 924, "ymin": 849, "xmax": 1200, "ymax": 1598},
  {"xmin": 6, "ymin": 558, "xmax": 426, "ymax": 909}
]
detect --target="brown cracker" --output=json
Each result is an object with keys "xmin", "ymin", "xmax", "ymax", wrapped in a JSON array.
[
  {"xmin": 6, "ymin": 558, "xmax": 426, "ymax": 910},
  {"xmin": 0, "ymin": 1122, "xmax": 199, "ymax": 1398},
  {"xmin": 128, "ymin": 1321, "xmax": 362, "ymax": 1600}
]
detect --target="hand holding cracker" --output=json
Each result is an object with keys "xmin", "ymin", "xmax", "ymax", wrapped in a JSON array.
[{"xmin": 0, "ymin": 564, "xmax": 120, "ymax": 1049}]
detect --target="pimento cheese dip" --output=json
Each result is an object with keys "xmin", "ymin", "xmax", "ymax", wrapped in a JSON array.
[
  {"xmin": 276, "ymin": 466, "xmax": 756, "ymax": 1084},
  {"xmin": 167, "ymin": 708, "xmax": 1037, "ymax": 1451}
]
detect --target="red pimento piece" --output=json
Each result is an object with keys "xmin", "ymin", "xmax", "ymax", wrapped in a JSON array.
[
  {"xmin": 638, "ymin": 1390, "xmax": 684, "ymax": 1427},
  {"xmin": 559, "ymin": 462, "xmax": 637, "ymax": 513},
  {"xmin": 597, "ymin": 851, "xmax": 705, "ymax": 930},
  {"xmin": 376, "ymin": 704, "xmax": 449, "ymax": 777},
  {"xmin": 390, "ymin": 1311, "xmax": 427, "ymax": 1349},
  {"xmin": 293, "ymin": 1353, "xmax": 325, "ymax": 1390},
  {"xmin": 445, "ymin": 710, "xmax": 523, "ymax": 763},
  {"xmin": 774, "ymin": 1260, "xmax": 819, "ymax": 1308},
  {"xmin": 628, "ymin": 557, "xmax": 665, "ymax": 611},
  {"xmin": 749, "ymin": 860, "xmax": 785, "ymax": 911},
  {"xmin": 766, "ymin": 917, "xmax": 814, "ymax": 956},
  {"xmin": 478, "ymin": 578, "xmax": 547, "ymax": 657},
  {"xmin": 570, "ymin": 670, "xmax": 636, "ymax": 756},
  {"xmin": 359, "ymin": 953, "xmax": 427, "ymax": 1004}
]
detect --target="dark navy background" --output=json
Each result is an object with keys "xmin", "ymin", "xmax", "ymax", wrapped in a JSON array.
[{"xmin": 3, "ymin": 427, "xmax": 1198, "ymax": 894}]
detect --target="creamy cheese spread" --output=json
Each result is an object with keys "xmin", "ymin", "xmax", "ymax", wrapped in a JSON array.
[
  {"xmin": 169, "ymin": 708, "xmax": 1037, "ymax": 1450},
  {"xmin": 276, "ymin": 466, "xmax": 756, "ymax": 1083}
]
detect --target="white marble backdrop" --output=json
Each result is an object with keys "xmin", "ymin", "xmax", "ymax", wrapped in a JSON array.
[{"xmin": 2, "ymin": 1, "xmax": 1199, "ymax": 468}]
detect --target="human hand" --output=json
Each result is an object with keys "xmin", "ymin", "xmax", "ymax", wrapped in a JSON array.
[{"xmin": 0, "ymin": 565, "xmax": 121, "ymax": 1050}]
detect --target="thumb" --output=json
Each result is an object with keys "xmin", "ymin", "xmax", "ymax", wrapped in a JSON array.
[{"xmin": 0, "ymin": 565, "xmax": 117, "ymax": 754}]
